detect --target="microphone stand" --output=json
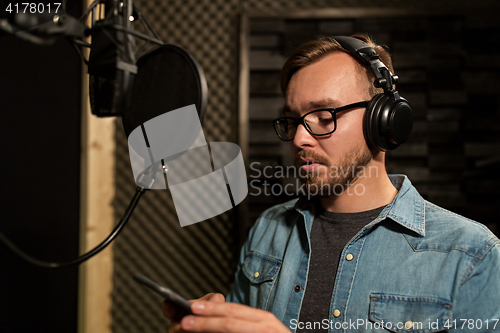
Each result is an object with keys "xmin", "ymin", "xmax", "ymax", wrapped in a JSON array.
[{"xmin": 0, "ymin": 0, "xmax": 165, "ymax": 269}]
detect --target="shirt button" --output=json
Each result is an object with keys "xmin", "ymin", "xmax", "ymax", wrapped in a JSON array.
[
  {"xmin": 405, "ymin": 321, "xmax": 413, "ymax": 329},
  {"xmin": 333, "ymin": 309, "xmax": 341, "ymax": 318},
  {"xmin": 254, "ymin": 272, "xmax": 260, "ymax": 278},
  {"xmin": 294, "ymin": 285, "xmax": 301, "ymax": 292},
  {"xmin": 346, "ymin": 253, "xmax": 354, "ymax": 261}
]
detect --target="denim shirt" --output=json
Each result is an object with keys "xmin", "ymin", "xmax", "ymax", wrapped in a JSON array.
[{"xmin": 227, "ymin": 175, "xmax": 500, "ymax": 332}]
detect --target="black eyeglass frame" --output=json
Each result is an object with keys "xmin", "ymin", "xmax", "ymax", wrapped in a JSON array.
[{"xmin": 272, "ymin": 101, "xmax": 369, "ymax": 141}]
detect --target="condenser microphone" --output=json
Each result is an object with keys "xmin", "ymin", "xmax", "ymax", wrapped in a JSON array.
[{"xmin": 87, "ymin": 0, "xmax": 137, "ymax": 117}]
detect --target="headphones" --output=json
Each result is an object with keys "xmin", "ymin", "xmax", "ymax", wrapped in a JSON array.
[{"xmin": 332, "ymin": 36, "xmax": 413, "ymax": 151}]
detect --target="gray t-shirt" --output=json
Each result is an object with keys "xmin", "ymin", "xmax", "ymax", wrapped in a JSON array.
[{"xmin": 297, "ymin": 204, "xmax": 386, "ymax": 332}]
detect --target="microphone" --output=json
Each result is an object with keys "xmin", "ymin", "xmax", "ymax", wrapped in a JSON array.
[
  {"xmin": 1, "ymin": 0, "xmax": 164, "ymax": 117},
  {"xmin": 87, "ymin": 0, "xmax": 137, "ymax": 117},
  {"xmin": 0, "ymin": 0, "xmax": 208, "ymax": 267}
]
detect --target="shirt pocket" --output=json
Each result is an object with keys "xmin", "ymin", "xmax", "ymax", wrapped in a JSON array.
[
  {"xmin": 369, "ymin": 293, "xmax": 452, "ymax": 333},
  {"xmin": 242, "ymin": 251, "xmax": 282, "ymax": 309}
]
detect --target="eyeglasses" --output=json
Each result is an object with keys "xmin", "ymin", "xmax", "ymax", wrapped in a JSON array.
[{"xmin": 272, "ymin": 101, "xmax": 369, "ymax": 141}]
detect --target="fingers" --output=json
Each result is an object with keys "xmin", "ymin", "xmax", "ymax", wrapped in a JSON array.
[
  {"xmin": 163, "ymin": 293, "xmax": 223, "ymax": 320},
  {"xmin": 200, "ymin": 293, "xmax": 225, "ymax": 303},
  {"xmin": 167, "ymin": 321, "xmax": 185, "ymax": 333},
  {"xmin": 179, "ymin": 301, "xmax": 285, "ymax": 333},
  {"xmin": 163, "ymin": 293, "xmax": 226, "ymax": 330},
  {"xmin": 180, "ymin": 312, "xmax": 287, "ymax": 333},
  {"xmin": 190, "ymin": 301, "xmax": 270, "ymax": 321},
  {"xmin": 166, "ymin": 299, "xmax": 288, "ymax": 333},
  {"xmin": 181, "ymin": 315, "xmax": 243, "ymax": 333}
]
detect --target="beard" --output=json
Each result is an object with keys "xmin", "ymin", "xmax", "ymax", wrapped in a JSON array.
[{"xmin": 295, "ymin": 145, "xmax": 374, "ymax": 198}]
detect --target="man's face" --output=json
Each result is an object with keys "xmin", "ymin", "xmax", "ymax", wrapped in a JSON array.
[{"xmin": 284, "ymin": 52, "xmax": 374, "ymax": 196}]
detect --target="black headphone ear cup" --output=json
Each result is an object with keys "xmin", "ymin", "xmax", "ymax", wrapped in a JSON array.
[
  {"xmin": 387, "ymin": 97, "xmax": 413, "ymax": 147},
  {"xmin": 363, "ymin": 94, "xmax": 413, "ymax": 151},
  {"xmin": 363, "ymin": 93, "xmax": 388, "ymax": 151}
]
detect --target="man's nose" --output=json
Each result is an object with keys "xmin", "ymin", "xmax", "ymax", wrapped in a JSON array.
[{"xmin": 292, "ymin": 123, "xmax": 316, "ymax": 148}]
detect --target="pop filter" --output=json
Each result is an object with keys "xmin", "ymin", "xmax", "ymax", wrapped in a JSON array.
[
  {"xmin": 123, "ymin": 44, "xmax": 208, "ymax": 190},
  {"xmin": 122, "ymin": 44, "xmax": 207, "ymax": 137}
]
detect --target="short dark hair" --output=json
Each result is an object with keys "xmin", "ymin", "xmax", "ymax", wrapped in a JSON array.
[{"xmin": 280, "ymin": 34, "xmax": 394, "ymax": 98}]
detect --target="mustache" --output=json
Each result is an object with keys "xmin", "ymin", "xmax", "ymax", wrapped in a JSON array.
[{"xmin": 294, "ymin": 150, "xmax": 330, "ymax": 166}]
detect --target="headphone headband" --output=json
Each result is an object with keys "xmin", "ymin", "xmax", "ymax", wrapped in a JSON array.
[
  {"xmin": 330, "ymin": 36, "xmax": 413, "ymax": 151},
  {"xmin": 332, "ymin": 36, "xmax": 399, "ymax": 94}
]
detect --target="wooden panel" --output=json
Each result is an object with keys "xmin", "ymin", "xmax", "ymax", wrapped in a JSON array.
[{"xmin": 78, "ymin": 1, "xmax": 116, "ymax": 331}]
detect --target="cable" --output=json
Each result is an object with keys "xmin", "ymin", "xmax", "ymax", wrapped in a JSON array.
[
  {"xmin": 0, "ymin": 3, "xmax": 165, "ymax": 268},
  {"xmin": 0, "ymin": 186, "xmax": 147, "ymax": 268},
  {"xmin": 86, "ymin": 24, "xmax": 163, "ymax": 46},
  {"xmin": 111, "ymin": 24, "xmax": 163, "ymax": 45},
  {"xmin": 72, "ymin": 39, "xmax": 91, "ymax": 47},
  {"xmin": 133, "ymin": 3, "xmax": 161, "ymax": 41},
  {"xmin": 68, "ymin": 37, "xmax": 91, "ymax": 64},
  {"xmin": 80, "ymin": 0, "xmax": 103, "ymax": 25}
]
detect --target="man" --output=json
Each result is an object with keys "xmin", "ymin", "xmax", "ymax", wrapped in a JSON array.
[{"xmin": 164, "ymin": 35, "xmax": 500, "ymax": 332}]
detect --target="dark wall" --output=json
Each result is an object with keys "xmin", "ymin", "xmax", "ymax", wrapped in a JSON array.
[
  {"xmin": 246, "ymin": 13, "xmax": 500, "ymax": 235},
  {"xmin": 108, "ymin": 1, "xmax": 500, "ymax": 332},
  {"xmin": 0, "ymin": 19, "xmax": 82, "ymax": 333}
]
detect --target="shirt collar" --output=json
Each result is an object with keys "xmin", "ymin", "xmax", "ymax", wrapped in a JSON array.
[
  {"xmin": 288, "ymin": 174, "xmax": 426, "ymax": 236},
  {"xmin": 375, "ymin": 174, "xmax": 426, "ymax": 236}
]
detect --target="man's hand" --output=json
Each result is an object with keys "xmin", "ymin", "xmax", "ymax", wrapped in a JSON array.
[
  {"xmin": 163, "ymin": 293, "xmax": 226, "ymax": 333},
  {"xmin": 163, "ymin": 293, "xmax": 290, "ymax": 333}
]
